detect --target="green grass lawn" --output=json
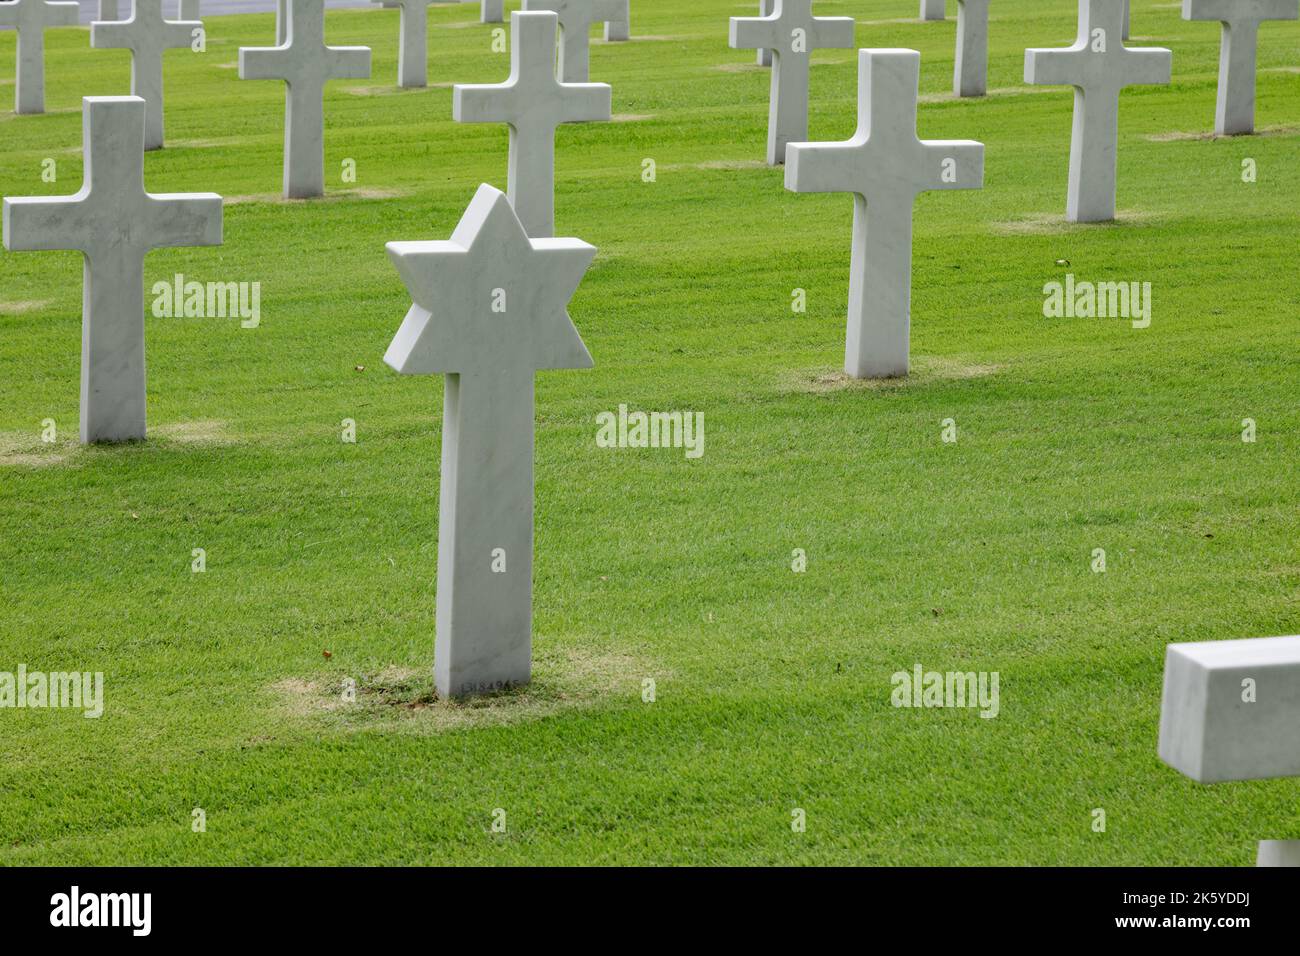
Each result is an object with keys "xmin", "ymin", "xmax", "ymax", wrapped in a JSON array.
[{"xmin": 0, "ymin": 0, "xmax": 1297, "ymax": 865}]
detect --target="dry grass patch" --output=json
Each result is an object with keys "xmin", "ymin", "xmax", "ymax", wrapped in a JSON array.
[{"xmin": 782, "ymin": 357, "xmax": 1002, "ymax": 395}]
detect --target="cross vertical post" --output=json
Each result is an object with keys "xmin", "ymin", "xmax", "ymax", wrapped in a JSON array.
[
  {"xmin": 91, "ymin": 0, "xmax": 201, "ymax": 150},
  {"xmin": 785, "ymin": 49, "xmax": 983, "ymax": 379},
  {"xmin": 729, "ymin": 0, "xmax": 856, "ymax": 166},
  {"xmin": 2, "ymin": 97, "xmax": 222, "ymax": 443},
  {"xmin": 1183, "ymin": 0, "xmax": 1298, "ymax": 135},
  {"xmin": 239, "ymin": 0, "xmax": 371, "ymax": 198},
  {"xmin": 955, "ymin": 0, "xmax": 991, "ymax": 97},
  {"xmin": 454, "ymin": 11, "xmax": 611, "ymax": 238},
  {"xmin": 1025, "ymin": 0, "xmax": 1171, "ymax": 222},
  {"xmin": 375, "ymin": 0, "xmax": 439, "ymax": 88},
  {"xmin": 0, "ymin": 0, "xmax": 81, "ymax": 115},
  {"xmin": 522, "ymin": 0, "xmax": 626, "ymax": 82},
  {"xmin": 920, "ymin": 0, "xmax": 945, "ymax": 19}
]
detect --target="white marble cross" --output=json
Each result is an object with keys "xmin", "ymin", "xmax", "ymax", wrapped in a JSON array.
[
  {"xmin": 1159, "ymin": 635, "xmax": 1300, "ymax": 866},
  {"xmin": 920, "ymin": 0, "xmax": 945, "ymax": 19},
  {"xmin": 954, "ymin": 0, "xmax": 991, "ymax": 97},
  {"xmin": 1025, "ymin": 0, "xmax": 1171, "ymax": 223},
  {"xmin": 240, "ymin": 0, "xmax": 371, "ymax": 199},
  {"xmin": 91, "ymin": 0, "xmax": 200, "ymax": 151},
  {"xmin": 729, "ymin": 0, "xmax": 855, "ymax": 166},
  {"xmin": 383, "ymin": 183, "xmax": 595, "ymax": 700},
  {"xmin": 0, "ymin": 0, "xmax": 79, "ymax": 115},
  {"xmin": 1183, "ymin": 0, "xmax": 1298, "ymax": 135},
  {"xmin": 522, "ymin": 0, "xmax": 624, "ymax": 82},
  {"xmin": 785, "ymin": 49, "xmax": 984, "ymax": 380},
  {"xmin": 2, "ymin": 96, "xmax": 222, "ymax": 444},
  {"xmin": 373, "ymin": 0, "xmax": 441, "ymax": 88},
  {"xmin": 604, "ymin": 0, "xmax": 629, "ymax": 40},
  {"xmin": 454, "ymin": 11, "xmax": 610, "ymax": 238}
]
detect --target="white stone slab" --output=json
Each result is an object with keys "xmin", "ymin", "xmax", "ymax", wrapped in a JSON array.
[
  {"xmin": 1258, "ymin": 841, "xmax": 1300, "ymax": 867},
  {"xmin": 373, "ymin": 0, "xmax": 441, "ymax": 88},
  {"xmin": 729, "ymin": 0, "xmax": 855, "ymax": 166},
  {"xmin": 522, "ymin": 0, "xmax": 625, "ymax": 82},
  {"xmin": 954, "ymin": 0, "xmax": 990, "ymax": 97},
  {"xmin": 454, "ymin": 11, "xmax": 610, "ymax": 238},
  {"xmin": 2, "ymin": 96, "xmax": 222, "ymax": 444},
  {"xmin": 785, "ymin": 48, "xmax": 983, "ymax": 380},
  {"xmin": 604, "ymin": 0, "xmax": 628, "ymax": 40},
  {"xmin": 1158, "ymin": 635, "xmax": 1300, "ymax": 783},
  {"xmin": 240, "ymin": 0, "xmax": 371, "ymax": 198},
  {"xmin": 920, "ymin": 0, "xmax": 945, "ymax": 19},
  {"xmin": 1025, "ymin": 0, "xmax": 1171, "ymax": 223},
  {"xmin": 383, "ymin": 183, "xmax": 595, "ymax": 699},
  {"xmin": 91, "ymin": 0, "xmax": 200, "ymax": 151},
  {"xmin": 480, "ymin": 0, "xmax": 504, "ymax": 23},
  {"xmin": 0, "ymin": 0, "xmax": 80, "ymax": 115},
  {"xmin": 1183, "ymin": 0, "xmax": 1298, "ymax": 135}
]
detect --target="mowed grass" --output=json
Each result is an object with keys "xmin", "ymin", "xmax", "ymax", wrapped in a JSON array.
[{"xmin": 0, "ymin": 0, "xmax": 1297, "ymax": 865}]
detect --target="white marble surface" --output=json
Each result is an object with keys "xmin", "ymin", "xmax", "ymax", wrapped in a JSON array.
[
  {"xmin": 1158, "ymin": 635, "xmax": 1300, "ymax": 782},
  {"xmin": 383, "ymin": 184, "xmax": 595, "ymax": 699},
  {"xmin": 785, "ymin": 49, "xmax": 983, "ymax": 380},
  {"xmin": 454, "ymin": 11, "xmax": 610, "ymax": 237},
  {"xmin": 0, "ymin": 0, "xmax": 80, "ymax": 114},
  {"xmin": 239, "ymin": 0, "xmax": 371, "ymax": 198},
  {"xmin": 521, "ymin": 0, "xmax": 625, "ymax": 82},
  {"xmin": 1025, "ymin": 0, "xmax": 1171, "ymax": 222},
  {"xmin": 1183, "ymin": 0, "xmax": 1298, "ymax": 135},
  {"xmin": 91, "ymin": 0, "xmax": 200, "ymax": 150},
  {"xmin": 920, "ymin": 0, "xmax": 945, "ymax": 19},
  {"xmin": 729, "ymin": 0, "xmax": 856, "ymax": 166},
  {"xmin": 2, "ymin": 97, "xmax": 222, "ymax": 443},
  {"xmin": 955, "ymin": 0, "xmax": 991, "ymax": 97}
]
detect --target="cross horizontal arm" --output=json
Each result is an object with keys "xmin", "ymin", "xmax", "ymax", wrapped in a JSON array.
[
  {"xmin": 326, "ymin": 46, "xmax": 371, "ymax": 80},
  {"xmin": 1024, "ymin": 44, "xmax": 1089, "ymax": 87},
  {"xmin": 919, "ymin": 140, "xmax": 984, "ymax": 190},
  {"xmin": 143, "ymin": 193, "xmax": 223, "ymax": 250},
  {"xmin": 238, "ymin": 46, "xmax": 288, "ymax": 80},
  {"xmin": 3, "ymin": 195, "xmax": 91, "ymax": 253},
  {"xmin": 1185, "ymin": 0, "xmax": 1298, "ymax": 23},
  {"xmin": 729, "ymin": 16, "xmax": 783, "ymax": 52},
  {"xmin": 559, "ymin": 82, "xmax": 612, "ymax": 124},
  {"xmin": 784, "ymin": 139, "xmax": 863, "ymax": 195},
  {"xmin": 453, "ymin": 85, "xmax": 517, "ymax": 124}
]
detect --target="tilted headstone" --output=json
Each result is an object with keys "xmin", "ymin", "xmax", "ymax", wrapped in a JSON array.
[
  {"xmin": 239, "ymin": 0, "xmax": 371, "ymax": 199},
  {"xmin": 785, "ymin": 49, "xmax": 984, "ymax": 380},
  {"xmin": 383, "ymin": 183, "xmax": 595, "ymax": 699},
  {"xmin": 729, "ymin": 0, "xmax": 855, "ymax": 166},
  {"xmin": 920, "ymin": 0, "xmax": 945, "ymax": 19},
  {"xmin": 373, "ymin": 0, "xmax": 442, "ymax": 88},
  {"xmin": 954, "ymin": 0, "xmax": 991, "ymax": 97},
  {"xmin": 454, "ymin": 11, "xmax": 610, "ymax": 238},
  {"xmin": 604, "ymin": 0, "xmax": 629, "ymax": 40},
  {"xmin": 0, "ymin": 0, "xmax": 80, "ymax": 115},
  {"xmin": 1, "ymin": 96, "xmax": 222, "ymax": 444},
  {"xmin": 1158, "ymin": 635, "xmax": 1300, "ymax": 866},
  {"xmin": 91, "ymin": 0, "xmax": 201, "ymax": 151},
  {"xmin": 1183, "ymin": 0, "xmax": 1298, "ymax": 135},
  {"xmin": 480, "ymin": 0, "xmax": 504, "ymax": 24},
  {"xmin": 521, "ymin": 0, "xmax": 624, "ymax": 82},
  {"xmin": 1025, "ymin": 0, "xmax": 1171, "ymax": 223}
]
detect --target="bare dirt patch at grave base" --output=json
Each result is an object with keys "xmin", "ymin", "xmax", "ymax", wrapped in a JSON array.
[
  {"xmin": 1146, "ymin": 124, "xmax": 1300, "ymax": 142},
  {"xmin": 273, "ymin": 646, "xmax": 658, "ymax": 733},
  {"xmin": 152, "ymin": 419, "xmax": 236, "ymax": 446},
  {"xmin": 781, "ymin": 358, "xmax": 1002, "ymax": 395},
  {"xmin": 713, "ymin": 55, "xmax": 843, "ymax": 74},
  {"xmin": 341, "ymin": 82, "xmax": 452, "ymax": 96},
  {"xmin": 611, "ymin": 113, "xmax": 655, "ymax": 123},
  {"xmin": 224, "ymin": 186, "xmax": 409, "ymax": 204},
  {"xmin": 0, "ymin": 299, "xmax": 53, "ymax": 314},
  {"xmin": 0, "ymin": 431, "xmax": 73, "ymax": 468},
  {"xmin": 918, "ymin": 86, "xmax": 1059, "ymax": 104},
  {"xmin": 989, "ymin": 208, "xmax": 1165, "ymax": 235}
]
